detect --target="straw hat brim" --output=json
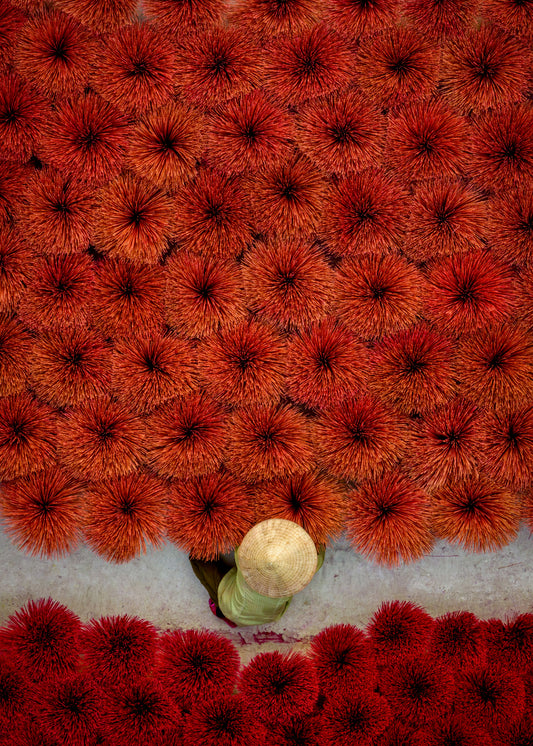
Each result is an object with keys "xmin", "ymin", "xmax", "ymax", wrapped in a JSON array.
[{"xmin": 238, "ymin": 519, "xmax": 317, "ymax": 598}]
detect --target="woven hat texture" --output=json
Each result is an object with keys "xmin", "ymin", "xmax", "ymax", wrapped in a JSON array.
[{"xmin": 239, "ymin": 519, "xmax": 317, "ymax": 597}]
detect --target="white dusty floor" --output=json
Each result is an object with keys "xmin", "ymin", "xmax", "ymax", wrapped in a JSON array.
[{"xmin": 1, "ymin": 527, "xmax": 532, "ymax": 661}]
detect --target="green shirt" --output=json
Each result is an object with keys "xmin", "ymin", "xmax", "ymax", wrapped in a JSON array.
[{"xmin": 217, "ymin": 546, "xmax": 325, "ymax": 627}]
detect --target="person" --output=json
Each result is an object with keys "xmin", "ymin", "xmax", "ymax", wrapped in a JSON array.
[{"xmin": 189, "ymin": 519, "xmax": 326, "ymax": 627}]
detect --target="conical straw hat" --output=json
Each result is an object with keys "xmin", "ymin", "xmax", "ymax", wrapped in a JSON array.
[{"xmin": 238, "ymin": 519, "xmax": 317, "ymax": 598}]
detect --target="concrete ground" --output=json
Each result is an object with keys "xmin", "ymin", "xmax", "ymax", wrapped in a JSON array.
[{"xmin": 1, "ymin": 527, "xmax": 531, "ymax": 662}]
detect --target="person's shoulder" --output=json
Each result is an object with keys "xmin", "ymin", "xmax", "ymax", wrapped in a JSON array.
[{"xmin": 316, "ymin": 545, "xmax": 326, "ymax": 571}]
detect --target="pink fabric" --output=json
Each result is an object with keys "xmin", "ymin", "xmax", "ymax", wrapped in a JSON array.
[{"xmin": 209, "ymin": 598, "xmax": 238, "ymax": 628}]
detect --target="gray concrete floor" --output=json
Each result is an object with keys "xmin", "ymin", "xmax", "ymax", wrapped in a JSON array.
[{"xmin": 1, "ymin": 527, "xmax": 532, "ymax": 661}]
